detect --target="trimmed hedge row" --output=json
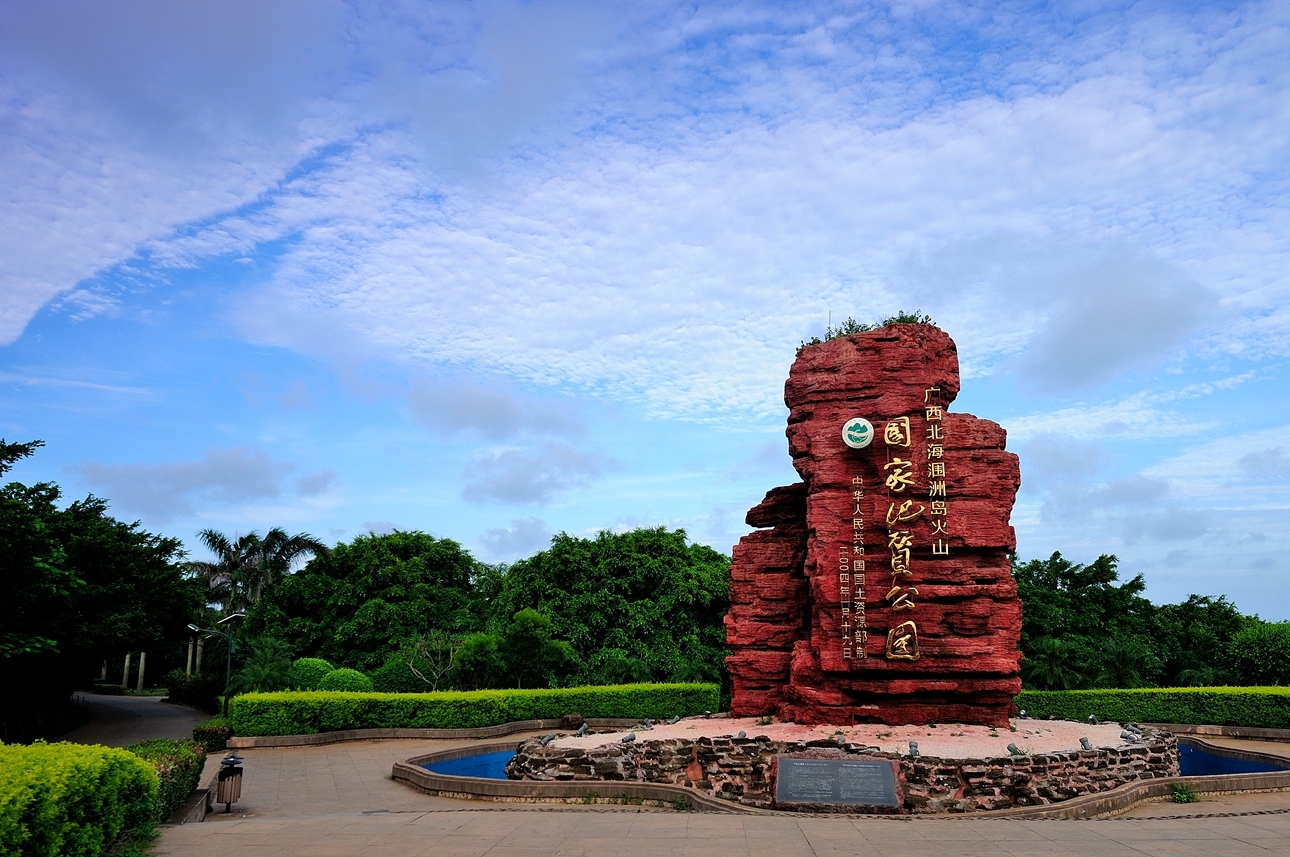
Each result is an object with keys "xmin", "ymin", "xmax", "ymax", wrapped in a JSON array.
[
  {"xmin": 193, "ymin": 716, "xmax": 233, "ymax": 754},
  {"xmin": 0, "ymin": 741, "xmax": 158, "ymax": 857},
  {"xmin": 1017, "ymin": 687, "xmax": 1290, "ymax": 729},
  {"xmin": 126, "ymin": 739, "xmax": 206, "ymax": 823},
  {"xmin": 228, "ymin": 682, "xmax": 720, "ymax": 736}
]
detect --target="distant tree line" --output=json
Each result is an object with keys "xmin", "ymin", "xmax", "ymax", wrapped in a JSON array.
[
  {"xmin": 1015, "ymin": 552, "xmax": 1289, "ymax": 690},
  {"xmin": 239, "ymin": 527, "xmax": 730, "ymax": 694},
  {"xmin": 7, "ymin": 436, "xmax": 1290, "ymax": 742}
]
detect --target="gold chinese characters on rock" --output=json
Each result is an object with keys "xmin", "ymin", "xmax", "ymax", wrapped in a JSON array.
[
  {"xmin": 879, "ymin": 386, "xmax": 952, "ymax": 662},
  {"xmin": 840, "ymin": 475, "xmax": 867, "ymax": 659}
]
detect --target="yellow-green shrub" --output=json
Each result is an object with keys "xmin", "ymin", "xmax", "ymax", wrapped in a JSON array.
[
  {"xmin": 0, "ymin": 741, "xmax": 157, "ymax": 857},
  {"xmin": 1017, "ymin": 687, "xmax": 1290, "ymax": 728},
  {"xmin": 229, "ymin": 682, "xmax": 719, "ymax": 736},
  {"xmin": 126, "ymin": 739, "xmax": 205, "ymax": 822}
]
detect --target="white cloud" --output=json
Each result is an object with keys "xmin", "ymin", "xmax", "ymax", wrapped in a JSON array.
[
  {"xmin": 68, "ymin": 446, "xmax": 322, "ymax": 521},
  {"xmin": 407, "ymin": 376, "xmax": 583, "ymax": 440},
  {"xmin": 461, "ymin": 442, "xmax": 611, "ymax": 504},
  {"xmin": 477, "ymin": 517, "xmax": 551, "ymax": 559},
  {"xmin": 5, "ymin": 2, "xmax": 1284, "ymax": 422}
]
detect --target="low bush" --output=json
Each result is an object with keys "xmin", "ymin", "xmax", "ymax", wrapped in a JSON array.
[
  {"xmin": 317, "ymin": 668, "xmax": 374, "ymax": 693},
  {"xmin": 229, "ymin": 682, "xmax": 720, "ymax": 736},
  {"xmin": 192, "ymin": 717, "xmax": 233, "ymax": 754},
  {"xmin": 1017, "ymin": 687, "xmax": 1290, "ymax": 728},
  {"xmin": 0, "ymin": 741, "xmax": 158, "ymax": 857},
  {"xmin": 369, "ymin": 659, "xmax": 430, "ymax": 694},
  {"xmin": 288, "ymin": 657, "xmax": 334, "ymax": 690},
  {"xmin": 126, "ymin": 739, "xmax": 205, "ymax": 823}
]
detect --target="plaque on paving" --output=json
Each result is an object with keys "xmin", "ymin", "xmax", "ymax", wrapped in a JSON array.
[{"xmin": 775, "ymin": 758, "xmax": 899, "ymax": 807}]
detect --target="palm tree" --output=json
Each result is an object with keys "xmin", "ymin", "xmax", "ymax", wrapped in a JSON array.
[
  {"xmin": 1021, "ymin": 636, "xmax": 1087, "ymax": 690},
  {"xmin": 191, "ymin": 528, "xmax": 329, "ymax": 613},
  {"xmin": 246, "ymin": 528, "xmax": 329, "ymax": 606},
  {"xmin": 1095, "ymin": 638, "xmax": 1159, "ymax": 688},
  {"xmin": 190, "ymin": 530, "xmax": 262, "ymax": 614},
  {"xmin": 228, "ymin": 635, "xmax": 294, "ymax": 694}
]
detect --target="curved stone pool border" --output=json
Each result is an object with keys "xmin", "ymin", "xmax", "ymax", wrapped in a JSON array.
[{"xmin": 391, "ymin": 734, "xmax": 1290, "ymax": 819}]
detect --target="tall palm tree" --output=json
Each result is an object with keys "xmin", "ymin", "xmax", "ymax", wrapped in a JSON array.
[
  {"xmin": 190, "ymin": 530, "xmax": 262, "ymax": 614},
  {"xmin": 191, "ymin": 528, "xmax": 329, "ymax": 613},
  {"xmin": 246, "ymin": 528, "xmax": 329, "ymax": 606}
]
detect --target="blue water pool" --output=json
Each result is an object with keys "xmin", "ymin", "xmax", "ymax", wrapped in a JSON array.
[
  {"xmin": 1179, "ymin": 743, "xmax": 1286, "ymax": 776},
  {"xmin": 423, "ymin": 750, "xmax": 516, "ymax": 780}
]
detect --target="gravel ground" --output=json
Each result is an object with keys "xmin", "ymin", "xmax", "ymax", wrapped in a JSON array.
[{"xmin": 551, "ymin": 717, "xmax": 1132, "ymax": 758}]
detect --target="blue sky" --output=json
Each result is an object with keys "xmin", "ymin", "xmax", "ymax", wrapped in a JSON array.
[{"xmin": 2, "ymin": 1, "xmax": 1288, "ymax": 618}]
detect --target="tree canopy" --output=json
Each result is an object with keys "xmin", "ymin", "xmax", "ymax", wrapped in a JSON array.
[
  {"xmin": 245, "ymin": 530, "xmax": 484, "ymax": 671},
  {"xmin": 489, "ymin": 527, "xmax": 730, "ymax": 685},
  {"xmin": 2, "ymin": 440, "xmax": 202, "ymax": 738},
  {"xmin": 1014, "ymin": 552, "xmax": 1261, "ymax": 689}
]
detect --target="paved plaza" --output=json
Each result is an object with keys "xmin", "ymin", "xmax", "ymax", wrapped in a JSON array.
[{"xmin": 156, "ymin": 736, "xmax": 1290, "ymax": 857}]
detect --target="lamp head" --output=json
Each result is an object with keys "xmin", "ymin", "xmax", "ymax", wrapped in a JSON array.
[{"xmin": 188, "ymin": 624, "xmax": 201, "ymax": 632}]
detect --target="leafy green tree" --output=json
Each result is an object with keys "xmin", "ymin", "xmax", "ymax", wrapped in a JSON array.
[
  {"xmin": 2, "ymin": 481, "xmax": 76, "ymax": 661},
  {"xmin": 450, "ymin": 633, "xmax": 505, "ymax": 690},
  {"xmin": 1229, "ymin": 623, "xmax": 1290, "ymax": 686},
  {"xmin": 245, "ymin": 531, "xmax": 483, "ymax": 671},
  {"xmin": 1176, "ymin": 664, "xmax": 1236, "ymax": 687},
  {"xmin": 489, "ymin": 527, "xmax": 730, "ymax": 685},
  {"xmin": 1, "ymin": 440, "xmax": 201, "ymax": 738},
  {"xmin": 1152, "ymin": 595, "xmax": 1249, "ymax": 685},
  {"xmin": 500, "ymin": 609, "xmax": 573, "ymax": 688}
]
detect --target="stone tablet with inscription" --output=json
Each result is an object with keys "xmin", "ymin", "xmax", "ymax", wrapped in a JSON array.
[{"xmin": 775, "ymin": 757, "xmax": 900, "ymax": 808}]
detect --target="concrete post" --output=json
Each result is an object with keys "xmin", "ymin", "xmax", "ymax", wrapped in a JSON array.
[
  {"xmin": 186, "ymin": 640, "xmax": 194, "ymax": 676},
  {"xmin": 100, "ymin": 660, "xmax": 107, "ymax": 682},
  {"xmin": 196, "ymin": 637, "xmax": 205, "ymax": 673},
  {"xmin": 122, "ymin": 652, "xmax": 132, "ymax": 688},
  {"xmin": 136, "ymin": 651, "xmax": 147, "ymax": 692}
]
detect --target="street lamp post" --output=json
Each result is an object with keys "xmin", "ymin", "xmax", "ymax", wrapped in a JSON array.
[{"xmin": 189, "ymin": 612, "xmax": 244, "ymax": 718}]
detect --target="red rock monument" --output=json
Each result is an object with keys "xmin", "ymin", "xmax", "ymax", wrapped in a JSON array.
[{"xmin": 725, "ymin": 324, "xmax": 1022, "ymax": 726}]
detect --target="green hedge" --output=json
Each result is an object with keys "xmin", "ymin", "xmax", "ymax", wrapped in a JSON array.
[
  {"xmin": 126, "ymin": 739, "xmax": 205, "ymax": 823},
  {"xmin": 229, "ymin": 683, "xmax": 719, "ymax": 736},
  {"xmin": 193, "ymin": 716, "xmax": 232, "ymax": 754},
  {"xmin": 1017, "ymin": 687, "xmax": 1290, "ymax": 728},
  {"xmin": 0, "ymin": 741, "xmax": 158, "ymax": 857}
]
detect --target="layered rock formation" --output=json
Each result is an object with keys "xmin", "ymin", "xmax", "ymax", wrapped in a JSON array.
[{"xmin": 725, "ymin": 324, "xmax": 1023, "ymax": 725}]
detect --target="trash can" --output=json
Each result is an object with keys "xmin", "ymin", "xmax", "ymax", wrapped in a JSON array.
[{"xmin": 216, "ymin": 754, "xmax": 244, "ymax": 813}]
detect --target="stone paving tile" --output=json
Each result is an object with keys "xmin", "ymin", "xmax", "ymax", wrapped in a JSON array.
[{"xmin": 155, "ymin": 737, "xmax": 1290, "ymax": 857}]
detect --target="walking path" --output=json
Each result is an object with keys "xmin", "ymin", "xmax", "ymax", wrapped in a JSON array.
[
  {"xmin": 55, "ymin": 693, "xmax": 208, "ymax": 747},
  {"xmin": 157, "ymin": 735, "xmax": 1290, "ymax": 857}
]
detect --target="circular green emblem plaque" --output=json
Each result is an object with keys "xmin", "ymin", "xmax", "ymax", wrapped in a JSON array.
[{"xmin": 842, "ymin": 417, "xmax": 874, "ymax": 449}]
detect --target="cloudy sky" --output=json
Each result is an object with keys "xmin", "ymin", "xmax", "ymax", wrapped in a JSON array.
[{"xmin": 2, "ymin": 0, "xmax": 1288, "ymax": 618}]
